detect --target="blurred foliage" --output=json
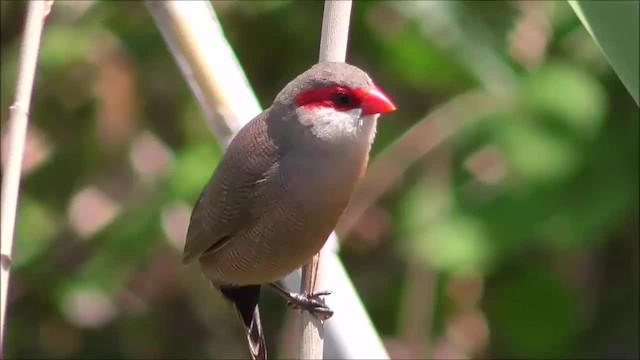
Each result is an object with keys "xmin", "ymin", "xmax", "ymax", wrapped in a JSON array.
[{"xmin": 1, "ymin": 1, "xmax": 638, "ymax": 359}]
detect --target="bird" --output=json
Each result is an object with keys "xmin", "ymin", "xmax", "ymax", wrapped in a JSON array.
[{"xmin": 183, "ymin": 61, "xmax": 396, "ymax": 360}]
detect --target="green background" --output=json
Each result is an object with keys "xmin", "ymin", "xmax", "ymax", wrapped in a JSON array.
[{"xmin": 1, "ymin": 1, "xmax": 638, "ymax": 359}]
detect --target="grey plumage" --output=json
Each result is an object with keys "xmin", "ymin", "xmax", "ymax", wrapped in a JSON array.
[
  {"xmin": 184, "ymin": 63, "xmax": 376, "ymax": 283},
  {"xmin": 183, "ymin": 62, "xmax": 394, "ymax": 360}
]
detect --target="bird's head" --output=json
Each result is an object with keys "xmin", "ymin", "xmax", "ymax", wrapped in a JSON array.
[{"xmin": 273, "ymin": 62, "xmax": 396, "ymax": 144}]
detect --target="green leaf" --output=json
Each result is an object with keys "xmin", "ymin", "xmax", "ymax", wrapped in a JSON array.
[
  {"xmin": 485, "ymin": 266, "xmax": 580, "ymax": 357},
  {"xmin": 520, "ymin": 64, "xmax": 607, "ymax": 140},
  {"xmin": 400, "ymin": 180, "xmax": 493, "ymax": 273},
  {"xmin": 167, "ymin": 144, "xmax": 221, "ymax": 203},
  {"xmin": 391, "ymin": 0, "xmax": 518, "ymax": 94},
  {"xmin": 568, "ymin": 0, "xmax": 639, "ymax": 105},
  {"xmin": 420, "ymin": 213, "xmax": 493, "ymax": 273},
  {"xmin": 14, "ymin": 196, "xmax": 59, "ymax": 268},
  {"xmin": 373, "ymin": 18, "xmax": 473, "ymax": 90},
  {"xmin": 498, "ymin": 118, "xmax": 582, "ymax": 185},
  {"xmin": 398, "ymin": 180, "xmax": 447, "ymax": 236},
  {"xmin": 38, "ymin": 25, "xmax": 98, "ymax": 73}
]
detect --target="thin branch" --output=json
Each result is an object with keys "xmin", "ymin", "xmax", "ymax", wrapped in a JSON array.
[
  {"xmin": 297, "ymin": 234, "xmax": 389, "ymax": 359},
  {"xmin": 318, "ymin": 0, "xmax": 353, "ymax": 63},
  {"xmin": 0, "ymin": 0, "xmax": 54, "ymax": 353},
  {"xmin": 399, "ymin": 256, "xmax": 437, "ymax": 358},
  {"xmin": 299, "ymin": 1, "xmax": 353, "ymax": 359},
  {"xmin": 145, "ymin": 1, "xmax": 261, "ymax": 147},
  {"xmin": 146, "ymin": 1, "xmax": 389, "ymax": 359},
  {"xmin": 399, "ymin": 148, "xmax": 451, "ymax": 359}
]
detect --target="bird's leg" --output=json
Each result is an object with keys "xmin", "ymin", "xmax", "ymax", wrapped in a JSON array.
[{"xmin": 268, "ymin": 282, "xmax": 334, "ymax": 321}]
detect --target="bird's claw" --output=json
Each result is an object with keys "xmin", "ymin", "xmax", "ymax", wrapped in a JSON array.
[{"xmin": 286, "ymin": 290, "xmax": 334, "ymax": 321}]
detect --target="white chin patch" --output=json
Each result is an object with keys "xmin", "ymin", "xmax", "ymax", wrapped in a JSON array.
[{"xmin": 301, "ymin": 107, "xmax": 377, "ymax": 144}]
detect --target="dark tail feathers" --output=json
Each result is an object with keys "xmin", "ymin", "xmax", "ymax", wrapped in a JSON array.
[
  {"xmin": 243, "ymin": 304, "xmax": 267, "ymax": 360},
  {"xmin": 218, "ymin": 284, "xmax": 267, "ymax": 360}
]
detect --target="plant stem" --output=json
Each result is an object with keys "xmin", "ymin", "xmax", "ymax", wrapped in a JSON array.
[
  {"xmin": 145, "ymin": 1, "xmax": 262, "ymax": 148},
  {"xmin": 298, "ymin": 1, "xmax": 353, "ymax": 359},
  {"xmin": 0, "ymin": 0, "xmax": 54, "ymax": 354}
]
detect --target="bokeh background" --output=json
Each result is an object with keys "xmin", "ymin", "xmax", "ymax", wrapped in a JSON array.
[{"xmin": 1, "ymin": 1, "xmax": 638, "ymax": 359}]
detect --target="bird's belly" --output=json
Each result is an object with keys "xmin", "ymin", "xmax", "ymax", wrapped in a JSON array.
[
  {"xmin": 200, "ymin": 197, "xmax": 341, "ymax": 285},
  {"xmin": 201, "ymin": 186, "xmax": 354, "ymax": 286},
  {"xmin": 199, "ymin": 215, "xmax": 336, "ymax": 286}
]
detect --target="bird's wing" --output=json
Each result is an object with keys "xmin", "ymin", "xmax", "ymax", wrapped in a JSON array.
[{"xmin": 182, "ymin": 111, "xmax": 286, "ymax": 264}]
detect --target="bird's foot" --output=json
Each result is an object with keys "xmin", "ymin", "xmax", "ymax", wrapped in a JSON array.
[
  {"xmin": 286, "ymin": 290, "xmax": 334, "ymax": 321},
  {"xmin": 267, "ymin": 283, "xmax": 334, "ymax": 321}
]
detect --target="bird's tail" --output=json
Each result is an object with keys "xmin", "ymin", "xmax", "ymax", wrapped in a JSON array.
[
  {"xmin": 218, "ymin": 284, "xmax": 267, "ymax": 360},
  {"xmin": 241, "ymin": 304, "xmax": 267, "ymax": 360}
]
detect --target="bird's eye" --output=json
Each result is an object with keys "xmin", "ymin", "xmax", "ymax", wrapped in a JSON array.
[{"xmin": 333, "ymin": 92, "xmax": 350, "ymax": 106}]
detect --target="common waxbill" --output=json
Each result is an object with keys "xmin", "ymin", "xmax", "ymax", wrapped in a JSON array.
[{"xmin": 183, "ymin": 62, "xmax": 396, "ymax": 360}]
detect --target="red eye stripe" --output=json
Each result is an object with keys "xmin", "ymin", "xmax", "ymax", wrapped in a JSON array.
[{"xmin": 295, "ymin": 86, "xmax": 361, "ymax": 111}]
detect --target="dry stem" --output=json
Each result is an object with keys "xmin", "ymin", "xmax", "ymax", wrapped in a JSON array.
[
  {"xmin": 0, "ymin": 0, "xmax": 54, "ymax": 353},
  {"xmin": 298, "ymin": 1, "xmax": 353, "ymax": 359}
]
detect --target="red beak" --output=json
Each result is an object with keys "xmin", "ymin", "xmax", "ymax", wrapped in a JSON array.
[{"xmin": 359, "ymin": 86, "xmax": 396, "ymax": 115}]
